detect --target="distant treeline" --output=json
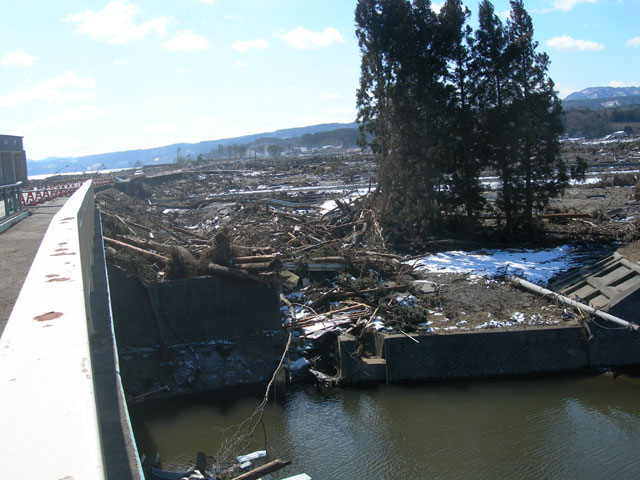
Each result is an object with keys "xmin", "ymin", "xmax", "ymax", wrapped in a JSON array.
[
  {"xmin": 562, "ymin": 105, "xmax": 640, "ymax": 138},
  {"xmin": 250, "ymin": 128, "xmax": 359, "ymax": 149},
  {"xmin": 206, "ymin": 128, "xmax": 360, "ymax": 159}
]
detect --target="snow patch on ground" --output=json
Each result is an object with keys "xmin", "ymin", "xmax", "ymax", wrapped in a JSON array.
[
  {"xmin": 319, "ymin": 188, "xmax": 371, "ymax": 215},
  {"xmin": 410, "ymin": 245, "xmax": 580, "ymax": 285}
]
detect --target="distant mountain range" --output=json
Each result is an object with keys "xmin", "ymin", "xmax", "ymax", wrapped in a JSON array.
[
  {"xmin": 563, "ymin": 86, "xmax": 640, "ymax": 110},
  {"xmin": 27, "ymin": 122, "xmax": 358, "ymax": 176},
  {"xmin": 565, "ymin": 86, "xmax": 640, "ymax": 101}
]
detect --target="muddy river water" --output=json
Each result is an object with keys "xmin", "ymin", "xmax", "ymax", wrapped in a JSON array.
[{"xmin": 131, "ymin": 373, "xmax": 640, "ymax": 479}]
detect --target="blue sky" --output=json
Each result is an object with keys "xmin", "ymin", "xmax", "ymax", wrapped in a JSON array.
[{"xmin": 0, "ymin": 0, "xmax": 638, "ymax": 160}]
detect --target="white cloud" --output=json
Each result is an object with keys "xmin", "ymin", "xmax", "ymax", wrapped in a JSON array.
[
  {"xmin": 234, "ymin": 60, "xmax": 249, "ymax": 68},
  {"xmin": 431, "ymin": 3, "xmax": 443, "ymax": 14},
  {"xmin": 164, "ymin": 95, "xmax": 195, "ymax": 103},
  {"xmin": 163, "ymin": 31, "xmax": 210, "ymax": 51},
  {"xmin": 608, "ymin": 80, "xmax": 640, "ymax": 88},
  {"xmin": 552, "ymin": 0, "xmax": 598, "ymax": 11},
  {"xmin": 277, "ymin": 27, "xmax": 344, "ymax": 50},
  {"xmin": 547, "ymin": 35, "xmax": 604, "ymax": 51},
  {"xmin": 224, "ymin": 14, "xmax": 242, "ymax": 20},
  {"xmin": 232, "ymin": 38, "xmax": 269, "ymax": 52},
  {"xmin": 62, "ymin": 0, "xmax": 171, "ymax": 45},
  {"xmin": 113, "ymin": 58, "xmax": 131, "ymax": 65},
  {"xmin": 141, "ymin": 123, "xmax": 180, "ymax": 134},
  {"xmin": 557, "ymin": 86, "xmax": 576, "ymax": 99},
  {"xmin": 17, "ymin": 106, "xmax": 106, "ymax": 131},
  {"xmin": 0, "ymin": 72, "xmax": 95, "ymax": 107},
  {"xmin": 627, "ymin": 37, "xmax": 640, "ymax": 47},
  {"xmin": 321, "ymin": 93, "xmax": 342, "ymax": 100},
  {"xmin": 197, "ymin": 0, "xmax": 216, "ymax": 4},
  {"xmin": 1, "ymin": 51, "xmax": 39, "ymax": 67}
]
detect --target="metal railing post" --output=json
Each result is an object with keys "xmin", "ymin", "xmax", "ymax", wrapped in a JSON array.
[{"xmin": 1, "ymin": 181, "xmax": 23, "ymax": 220}]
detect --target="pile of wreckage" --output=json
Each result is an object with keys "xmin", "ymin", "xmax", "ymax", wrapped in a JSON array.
[{"xmin": 95, "ymin": 156, "xmax": 640, "ymax": 382}]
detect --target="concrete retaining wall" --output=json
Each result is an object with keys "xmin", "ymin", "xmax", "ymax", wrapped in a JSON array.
[
  {"xmin": 107, "ymin": 265, "xmax": 284, "ymax": 396},
  {"xmin": 339, "ymin": 323, "xmax": 640, "ymax": 384},
  {"xmin": 108, "ymin": 266, "xmax": 281, "ymax": 347},
  {"xmin": 383, "ymin": 327, "xmax": 588, "ymax": 382}
]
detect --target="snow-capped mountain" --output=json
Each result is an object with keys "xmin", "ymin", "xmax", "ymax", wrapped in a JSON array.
[{"xmin": 565, "ymin": 86, "xmax": 640, "ymax": 101}]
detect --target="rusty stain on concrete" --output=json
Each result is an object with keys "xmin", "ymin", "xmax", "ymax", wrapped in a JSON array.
[
  {"xmin": 47, "ymin": 277, "xmax": 71, "ymax": 283},
  {"xmin": 51, "ymin": 252, "xmax": 77, "ymax": 257},
  {"xmin": 34, "ymin": 311, "xmax": 63, "ymax": 322}
]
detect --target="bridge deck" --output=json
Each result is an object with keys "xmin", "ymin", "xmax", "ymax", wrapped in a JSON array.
[{"xmin": 0, "ymin": 198, "xmax": 67, "ymax": 335}]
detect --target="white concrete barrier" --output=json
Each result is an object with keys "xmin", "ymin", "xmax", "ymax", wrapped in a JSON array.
[{"xmin": 0, "ymin": 181, "xmax": 106, "ymax": 478}]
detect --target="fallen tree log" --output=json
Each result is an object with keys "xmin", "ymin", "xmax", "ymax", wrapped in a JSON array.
[
  {"xmin": 235, "ymin": 260, "xmax": 281, "ymax": 272},
  {"xmin": 115, "ymin": 234, "xmax": 173, "ymax": 254},
  {"xmin": 234, "ymin": 254, "xmax": 279, "ymax": 264},
  {"xmin": 476, "ymin": 212, "xmax": 593, "ymax": 220},
  {"xmin": 231, "ymin": 459, "xmax": 291, "ymax": 480},
  {"xmin": 205, "ymin": 262, "xmax": 262, "ymax": 283},
  {"xmin": 103, "ymin": 236, "xmax": 169, "ymax": 264}
]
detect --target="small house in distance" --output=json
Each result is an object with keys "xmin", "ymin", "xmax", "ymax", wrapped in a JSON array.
[{"xmin": 0, "ymin": 135, "xmax": 28, "ymax": 186}]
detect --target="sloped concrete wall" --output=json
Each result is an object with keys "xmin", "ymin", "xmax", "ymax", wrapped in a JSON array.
[
  {"xmin": 107, "ymin": 265, "xmax": 284, "ymax": 396},
  {"xmin": 108, "ymin": 265, "xmax": 281, "ymax": 347}
]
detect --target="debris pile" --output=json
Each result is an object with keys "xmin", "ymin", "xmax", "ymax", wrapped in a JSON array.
[{"xmin": 96, "ymin": 146, "xmax": 639, "ymax": 383}]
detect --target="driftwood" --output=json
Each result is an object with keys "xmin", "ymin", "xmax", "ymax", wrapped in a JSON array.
[
  {"xmin": 205, "ymin": 262, "xmax": 262, "ymax": 283},
  {"xmin": 231, "ymin": 459, "xmax": 292, "ymax": 480},
  {"xmin": 124, "ymin": 219, "xmax": 153, "ymax": 233},
  {"xmin": 477, "ymin": 212, "xmax": 593, "ymax": 220},
  {"xmin": 115, "ymin": 234, "xmax": 173, "ymax": 254},
  {"xmin": 235, "ymin": 260, "xmax": 281, "ymax": 272},
  {"xmin": 149, "ymin": 217, "xmax": 184, "ymax": 242},
  {"xmin": 234, "ymin": 254, "xmax": 279, "ymax": 264},
  {"xmin": 103, "ymin": 236, "xmax": 169, "ymax": 264},
  {"xmin": 171, "ymin": 224, "xmax": 208, "ymax": 240},
  {"xmin": 232, "ymin": 245, "xmax": 274, "ymax": 255}
]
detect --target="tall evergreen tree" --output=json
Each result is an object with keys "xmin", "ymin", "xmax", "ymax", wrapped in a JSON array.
[
  {"xmin": 355, "ymin": 0, "xmax": 569, "ymax": 240},
  {"xmin": 439, "ymin": 0, "xmax": 484, "ymax": 219},
  {"xmin": 355, "ymin": 0, "xmax": 396, "ymax": 220},
  {"xmin": 473, "ymin": 0, "xmax": 517, "ymax": 236},
  {"xmin": 356, "ymin": 0, "xmax": 447, "ymax": 235},
  {"xmin": 506, "ymin": 0, "xmax": 566, "ymax": 232}
]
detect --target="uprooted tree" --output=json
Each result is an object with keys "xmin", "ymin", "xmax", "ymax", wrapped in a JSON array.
[{"xmin": 356, "ymin": 0, "xmax": 578, "ymax": 238}]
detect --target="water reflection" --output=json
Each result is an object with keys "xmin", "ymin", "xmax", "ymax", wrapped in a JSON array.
[{"xmin": 130, "ymin": 374, "xmax": 640, "ymax": 479}]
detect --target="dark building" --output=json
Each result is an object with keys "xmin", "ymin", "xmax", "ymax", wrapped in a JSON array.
[{"xmin": 0, "ymin": 135, "xmax": 28, "ymax": 186}]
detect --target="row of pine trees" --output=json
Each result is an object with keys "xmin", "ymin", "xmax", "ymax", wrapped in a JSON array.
[{"xmin": 356, "ymin": 0, "xmax": 580, "ymax": 238}]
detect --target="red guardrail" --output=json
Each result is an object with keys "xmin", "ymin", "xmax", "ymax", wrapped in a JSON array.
[{"xmin": 21, "ymin": 178, "xmax": 113, "ymax": 207}]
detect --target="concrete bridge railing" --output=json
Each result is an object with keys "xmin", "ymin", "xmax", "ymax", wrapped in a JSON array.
[{"xmin": 0, "ymin": 180, "xmax": 143, "ymax": 479}]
